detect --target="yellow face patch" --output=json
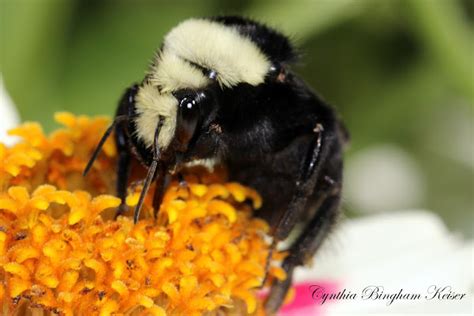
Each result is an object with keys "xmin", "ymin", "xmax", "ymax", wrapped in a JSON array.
[
  {"xmin": 150, "ymin": 49, "xmax": 210, "ymax": 93},
  {"xmin": 134, "ymin": 84, "xmax": 178, "ymax": 149}
]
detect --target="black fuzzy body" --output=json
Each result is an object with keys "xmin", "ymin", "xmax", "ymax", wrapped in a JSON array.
[
  {"xmin": 107, "ymin": 16, "xmax": 347, "ymax": 313},
  {"xmin": 217, "ymin": 77, "xmax": 346, "ymax": 227}
]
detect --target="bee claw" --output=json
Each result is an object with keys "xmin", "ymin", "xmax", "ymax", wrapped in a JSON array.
[
  {"xmin": 115, "ymin": 203, "xmax": 128, "ymax": 219},
  {"xmin": 176, "ymin": 172, "xmax": 191, "ymax": 197}
]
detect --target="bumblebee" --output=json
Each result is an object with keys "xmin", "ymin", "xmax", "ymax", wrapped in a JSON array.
[{"xmin": 84, "ymin": 16, "xmax": 348, "ymax": 313}]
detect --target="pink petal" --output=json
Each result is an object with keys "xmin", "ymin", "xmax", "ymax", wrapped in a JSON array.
[{"xmin": 279, "ymin": 280, "xmax": 340, "ymax": 316}]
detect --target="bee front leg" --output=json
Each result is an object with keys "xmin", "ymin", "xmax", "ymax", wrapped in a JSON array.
[
  {"xmin": 114, "ymin": 120, "xmax": 131, "ymax": 218},
  {"xmin": 113, "ymin": 84, "xmax": 139, "ymax": 218},
  {"xmin": 152, "ymin": 166, "xmax": 172, "ymax": 218}
]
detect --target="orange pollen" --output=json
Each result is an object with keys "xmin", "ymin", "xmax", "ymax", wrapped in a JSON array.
[{"xmin": 0, "ymin": 113, "xmax": 285, "ymax": 315}]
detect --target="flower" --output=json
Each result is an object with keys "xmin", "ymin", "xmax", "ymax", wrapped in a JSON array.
[
  {"xmin": 279, "ymin": 210, "xmax": 473, "ymax": 316},
  {"xmin": 0, "ymin": 77, "xmax": 20, "ymax": 146},
  {"xmin": 0, "ymin": 113, "xmax": 286, "ymax": 315}
]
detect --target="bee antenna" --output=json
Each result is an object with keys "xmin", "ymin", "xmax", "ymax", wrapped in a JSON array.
[
  {"xmin": 83, "ymin": 115, "xmax": 127, "ymax": 176},
  {"xmin": 133, "ymin": 117, "xmax": 164, "ymax": 223}
]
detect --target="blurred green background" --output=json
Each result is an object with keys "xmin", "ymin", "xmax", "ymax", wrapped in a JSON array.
[{"xmin": 1, "ymin": 0, "xmax": 473, "ymax": 236}]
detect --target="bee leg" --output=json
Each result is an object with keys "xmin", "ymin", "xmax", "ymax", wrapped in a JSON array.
[
  {"xmin": 114, "ymin": 120, "xmax": 131, "ymax": 218},
  {"xmin": 111, "ymin": 85, "xmax": 139, "ymax": 218},
  {"xmin": 175, "ymin": 172, "xmax": 192, "ymax": 199},
  {"xmin": 177, "ymin": 172, "xmax": 188, "ymax": 188},
  {"xmin": 152, "ymin": 167, "xmax": 172, "ymax": 219},
  {"xmin": 271, "ymin": 124, "xmax": 325, "ymax": 241},
  {"xmin": 265, "ymin": 124, "xmax": 342, "ymax": 313},
  {"xmin": 265, "ymin": 190, "xmax": 341, "ymax": 313}
]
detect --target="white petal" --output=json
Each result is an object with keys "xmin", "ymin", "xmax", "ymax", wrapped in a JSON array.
[
  {"xmin": 0, "ymin": 76, "xmax": 20, "ymax": 145},
  {"xmin": 344, "ymin": 145, "xmax": 425, "ymax": 213},
  {"xmin": 292, "ymin": 211, "xmax": 473, "ymax": 315}
]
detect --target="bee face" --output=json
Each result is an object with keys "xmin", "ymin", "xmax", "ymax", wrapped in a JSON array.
[{"xmin": 131, "ymin": 18, "xmax": 274, "ymax": 160}]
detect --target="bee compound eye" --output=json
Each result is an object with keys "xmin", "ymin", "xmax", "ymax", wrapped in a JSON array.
[
  {"xmin": 180, "ymin": 97, "xmax": 196, "ymax": 110},
  {"xmin": 179, "ymin": 97, "xmax": 200, "ymax": 122},
  {"xmin": 177, "ymin": 96, "xmax": 200, "ymax": 147}
]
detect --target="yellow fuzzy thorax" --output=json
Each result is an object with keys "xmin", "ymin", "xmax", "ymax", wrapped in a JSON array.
[{"xmin": 0, "ymin": 113, "xmax": 286, "ymax": 315}]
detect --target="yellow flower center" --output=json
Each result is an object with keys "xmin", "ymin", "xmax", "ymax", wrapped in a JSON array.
[{"xmin": 0, "ymin": 113, "xmax": 286, "ymax": 315}]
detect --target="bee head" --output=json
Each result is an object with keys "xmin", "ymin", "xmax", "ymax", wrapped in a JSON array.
[
  {"xmin": 84, "ymin": 17, "xmax": 297, "ymax": 223},
  {"xmin": 131, "ymin": 18, "xmax": 277, "ymax": 166}
]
